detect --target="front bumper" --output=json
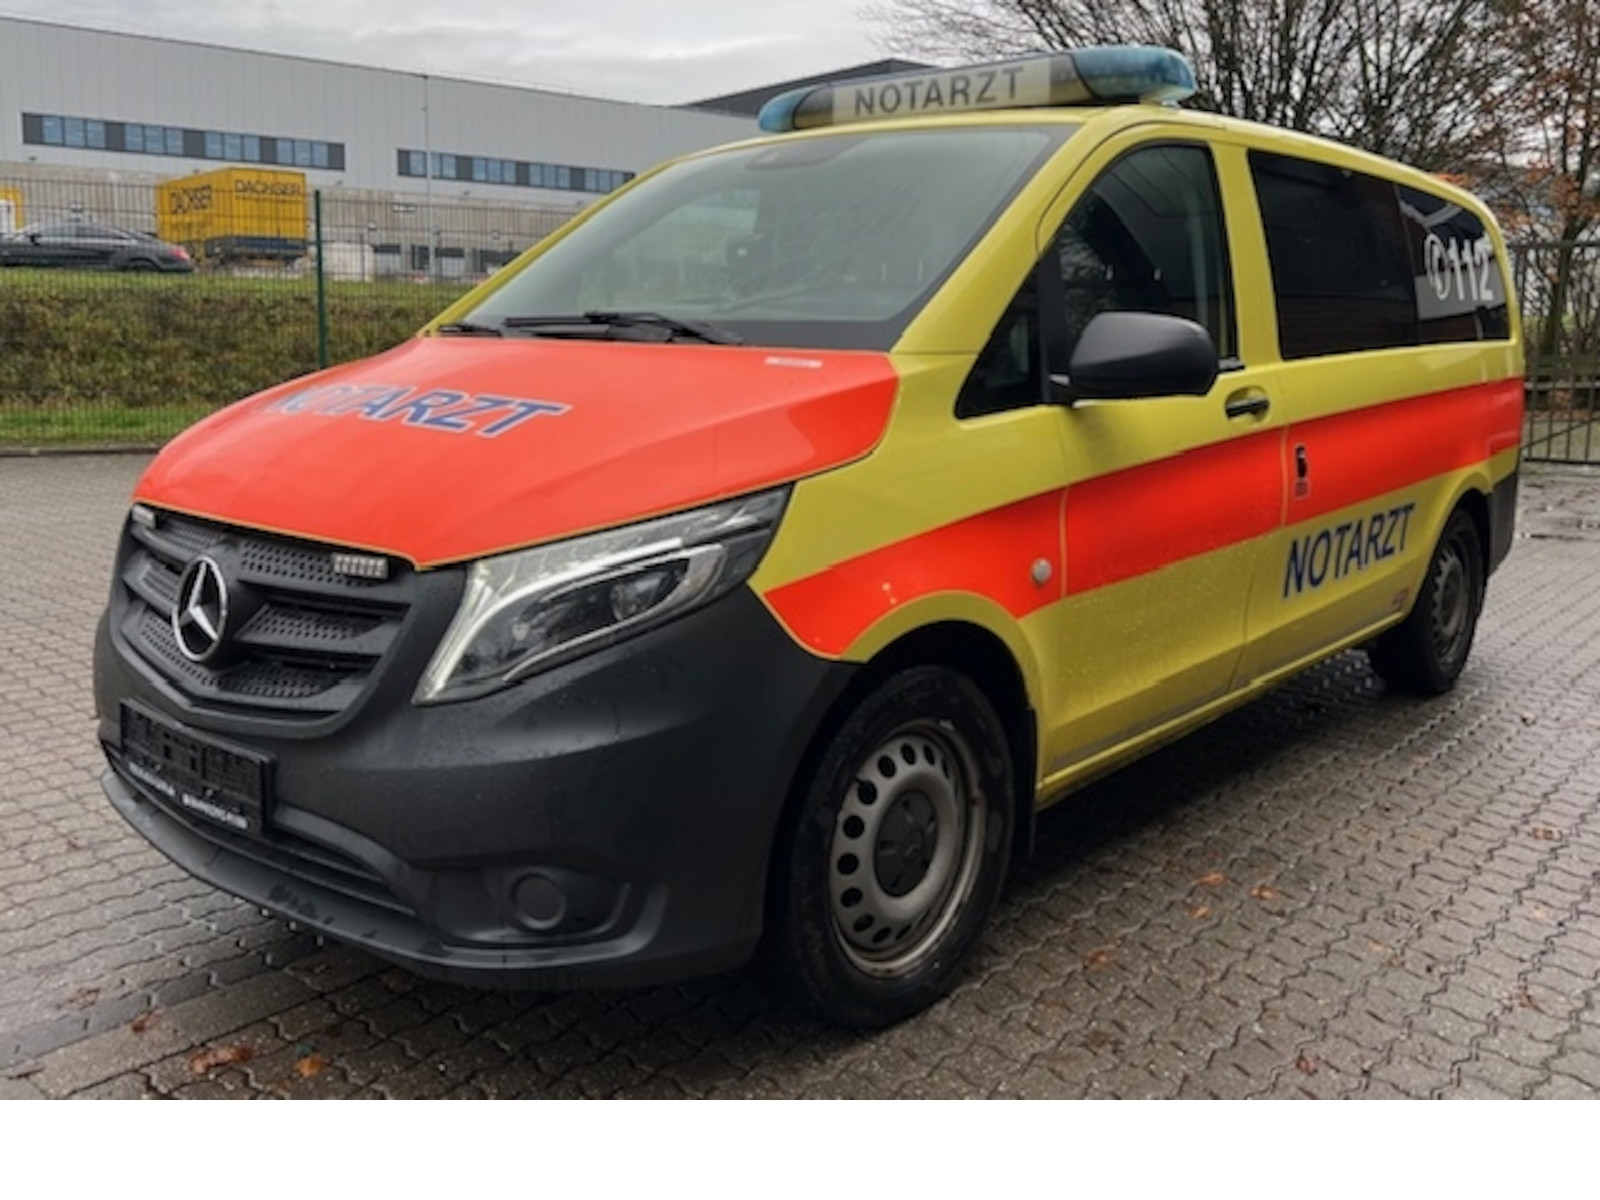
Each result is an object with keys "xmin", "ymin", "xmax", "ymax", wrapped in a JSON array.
[{"xmin": 95, "ymin": 585, "xmax": 854, "ymax": 989}]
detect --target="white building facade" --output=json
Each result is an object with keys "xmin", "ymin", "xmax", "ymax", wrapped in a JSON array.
[{"xmin": 0, "ymin": 16, "xmax": 753, "ymax": 205}]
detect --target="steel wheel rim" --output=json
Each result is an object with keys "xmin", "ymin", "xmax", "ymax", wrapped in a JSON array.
[
  {"xmin": 1429, "ymin": 536, "xmax": 1472, "ymax": 667},
  {"xmin": 827, "ymin": 722, "xmax": 986, "ymax": 978}
]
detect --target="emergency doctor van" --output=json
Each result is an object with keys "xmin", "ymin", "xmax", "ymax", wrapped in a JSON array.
[{"xmin": 94, "ymin": 47, "xmax": 1523, "ymax": 1027}]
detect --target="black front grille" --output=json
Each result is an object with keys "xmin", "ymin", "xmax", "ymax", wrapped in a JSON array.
[{"xmin": 117, "ymin": 513, "xmax": 416, "ymax": 717}]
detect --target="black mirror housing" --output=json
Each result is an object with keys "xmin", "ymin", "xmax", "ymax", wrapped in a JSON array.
[{"xmin": 1059, "ymin": 311, "xmax": 1220, "ymax": 401}]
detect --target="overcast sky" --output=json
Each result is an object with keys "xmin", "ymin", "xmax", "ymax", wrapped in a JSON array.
[{"xmin": 0, "ymin": 1, "xmax": 897, "ymax": 105}]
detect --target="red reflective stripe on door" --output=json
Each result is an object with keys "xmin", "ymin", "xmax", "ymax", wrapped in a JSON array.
[
  {"xmin": 762, "ymin": 377, "xmax": 1520, "ymax": 658},
  {"xmin": 1064, "ymin": 432, "xmax": 1281, "ymax": 594},
  {"xmin": 1287, "ymin": 379, "xmax": 1523, "ymax": 522}
]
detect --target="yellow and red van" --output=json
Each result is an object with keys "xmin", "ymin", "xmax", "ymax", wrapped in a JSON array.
[{"xmin": 94, "ymin": 48, "xmax": 1523, "ymax": 1027}]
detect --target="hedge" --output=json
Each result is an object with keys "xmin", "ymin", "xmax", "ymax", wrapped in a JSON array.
[{"xmin": 0, "ymin": 271, "xmax": 469, "ymax": 445}]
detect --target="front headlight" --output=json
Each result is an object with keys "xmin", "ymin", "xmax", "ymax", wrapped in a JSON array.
[{"xmin": 415, "ymin": 487, "xmax": 789, "ymax": 704}]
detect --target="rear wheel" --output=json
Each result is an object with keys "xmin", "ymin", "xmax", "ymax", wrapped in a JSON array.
[
  {"xmin": 1368, "ymin": 508, "xmax": 1485, "ymax": 695},
  {"xmin": 772, "ymin": 665, "xmax": 1014, "ymax": 1028}
]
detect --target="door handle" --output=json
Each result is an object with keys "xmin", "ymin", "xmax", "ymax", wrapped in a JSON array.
[{"xmin": 1224, "ymin": 390, "xmax": 1271, "ymax": 420}]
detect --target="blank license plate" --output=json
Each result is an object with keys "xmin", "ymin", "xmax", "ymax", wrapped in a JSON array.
[{"xmin": 120, "ymin": 702, "xmax": 271, "ymax": 838}]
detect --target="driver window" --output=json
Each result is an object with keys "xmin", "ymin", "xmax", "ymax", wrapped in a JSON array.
[
  {"xmin": 1055, "ymin": 143, "xmax": 1235, "ymax": 364},
  {"xmin": 957, "ymin": 142, "xmax": 1234, "ymax": 420}
]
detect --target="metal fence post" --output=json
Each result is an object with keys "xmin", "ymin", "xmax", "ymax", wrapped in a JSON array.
[{"xmin": 314, "ymin": 188, "xmax": 329, "ymax": 370}]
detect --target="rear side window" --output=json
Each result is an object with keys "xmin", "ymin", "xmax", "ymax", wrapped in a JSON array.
[
  {"xmin": 1250, "ymin": 151, "xmax": 1415, "ymax": 359},
  {"xmin": 1396, "ymin": 185, "xmax": 1511, "ymax": 343}
]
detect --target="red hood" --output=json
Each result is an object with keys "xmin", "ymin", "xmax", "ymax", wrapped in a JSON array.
[{"xmin": 136, "ymin": 337, "xmax": 898, "ymax": 567}]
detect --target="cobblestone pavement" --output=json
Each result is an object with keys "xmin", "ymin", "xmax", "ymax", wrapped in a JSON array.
[{"xmin": 2, "ymin": 454, "xmax": 1599, "ymax": 1099}]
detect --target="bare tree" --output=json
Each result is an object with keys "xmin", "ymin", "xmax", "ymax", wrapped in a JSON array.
[
  {"xmin": 1483, "ymin": 0, "xmax": 1600, "ymax": 360},
  {"xmin": 1327, "ymin": 0, "xmax": 1514, "ymax": 170},
  {"xmin": 869, "ymin": 0, "xmax": 1512, "ymax": 171}
]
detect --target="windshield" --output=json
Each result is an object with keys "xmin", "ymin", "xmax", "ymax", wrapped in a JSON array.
[{"xmin": 462, "ymin": 125, "xmax": 1073, "ymax": 351}]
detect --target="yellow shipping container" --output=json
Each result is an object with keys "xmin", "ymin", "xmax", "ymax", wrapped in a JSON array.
[
  {"xmin": 157, "ymin": 168, "xmax": 307, "ymax": 262},
  {"xmin": 0, "ymin": 186, "xmax": 22, "ymax": 233}
]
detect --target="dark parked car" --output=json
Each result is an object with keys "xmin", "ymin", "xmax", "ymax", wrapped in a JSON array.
[{"xmin": 0, "ymin": 220, "xmax": 193, "ymax": 272}]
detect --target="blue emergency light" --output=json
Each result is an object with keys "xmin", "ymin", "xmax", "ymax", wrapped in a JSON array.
[{"xmin": 757, "ymin": 46, "xmax": 1197, "ymax": 134}]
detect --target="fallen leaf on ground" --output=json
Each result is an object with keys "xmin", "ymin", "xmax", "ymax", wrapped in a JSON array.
[
  {"xmin": 1194, "ymin": 871, "xmax": 1227, "ymax": 888},
  {"xmin": 1250, "ymin": 884, "xmax": 1282, "ymax": 901},
  {"xmin": 129, "ymin": 1009, "xmax": 158, "ymax": 1034},
  {"xmin": 1084, "ymin": 1028, "xmax": 1122, "ymax": 1053},
  {"xmin": 1529, "ymin": 827, "xmax": 1561, "ymax": 841},
  {"xmin": 189, "ymin": 1044, "xmax": 254, "ymax": 1074},
  {"xmin": 1084, "ymin": 948, "xmax": 1116, "ymax": 970},
  {"xmin": 1294, "ymin": 1052, "xmax": 1319, "ymax": 1075},
  {"xmin": 1188, "ymin": 904, "xmax": 1211, "ymax": 920},
  {"xmin": 293, "ymin": 1053, "xmax": 327, "ymax": 1080},
  {"xmin": 63, "ymin": 987, "xmax": 100, "ymax": 1011}
]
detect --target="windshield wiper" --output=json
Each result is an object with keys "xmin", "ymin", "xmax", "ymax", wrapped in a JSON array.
[
  {"xmin": 435, "ymin": 320, "xmax": 504, "ymax": 337},
  {"xmin": 500, "ymin": 310, "xmax": 743, "ymax": 345}
]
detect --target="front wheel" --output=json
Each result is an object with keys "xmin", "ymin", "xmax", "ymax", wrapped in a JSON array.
[
  {"xmin": 772, "ymin": 665, "xmax": 1014, "ymax": 1028},
  {"xmin": 1368, "ymin": 507, "xmax": 1485, "ymax": 695}
]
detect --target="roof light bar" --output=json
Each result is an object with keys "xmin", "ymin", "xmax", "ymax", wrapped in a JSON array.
[{"xmin": 758, "ymin": 46, "xmax": 1196, "ymax": 134}]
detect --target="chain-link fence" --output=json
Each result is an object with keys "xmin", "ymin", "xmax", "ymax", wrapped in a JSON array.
[
  {"xmin": 0, "ymin": 172, "xmax": 578, "ymax": 447},
  {"xmin": 1512, "ymin": 241, "xmax": 1600, "ymax": 464},
  {"xmin": 4, "ymin": 174, "xmax": 1599, "ymax": 461}
]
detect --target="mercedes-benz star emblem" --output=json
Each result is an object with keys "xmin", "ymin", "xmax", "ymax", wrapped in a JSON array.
[{"xmin": 173, "ymin": 556, "xmax": 230, "ymax": 663}]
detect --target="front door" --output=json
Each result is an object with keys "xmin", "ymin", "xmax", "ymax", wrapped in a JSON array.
[{"xmin": 1033, "ymin": 137, "xmax": 1285, "ymax": 780}]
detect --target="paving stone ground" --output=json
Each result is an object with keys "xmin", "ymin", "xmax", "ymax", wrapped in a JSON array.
[{"xmin": 2, "ymin": 454, "xmax": 1598, "ymax": 1099}]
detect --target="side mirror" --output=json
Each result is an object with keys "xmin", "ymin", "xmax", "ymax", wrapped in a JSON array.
[{"xmin": 1052, "ymin": 311, "xmax": 1219, "ymax": 402}]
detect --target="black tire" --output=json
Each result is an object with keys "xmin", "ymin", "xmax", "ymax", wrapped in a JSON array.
[
  {"xmin": 772, "ymin": 665, "xmax": 1014, "ymax": 1028},
  {"xmin": 123, "ymin": 259, "xmax": 158, "ymax": 272},
  {"xmin": 1368, "ymin": 507, "xmax": 1485, "ymax": 695}
]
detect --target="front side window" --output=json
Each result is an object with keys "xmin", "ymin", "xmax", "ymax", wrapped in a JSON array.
[
  {"xmin": 958, "ymin": 141, "xmax": 1233, "ymax": 418},
  {"xmin": 1055, "ymin": 142, "xmax": 1235, "ymax": 363},
  {"xmin": 465, "ymin": 126, "xmax": 1072, "ymax": 352},
  {"xmin": 1251, "ymin": 151, "xmax": 1416, "ymax": 359}
]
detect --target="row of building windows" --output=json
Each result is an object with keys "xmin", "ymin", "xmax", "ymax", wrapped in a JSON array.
[
  {"xmin": 22, "ymin": 112, "xmax": 346, "ymax": 170},
  {"xmin": 19, "ymin": 113, "xmax": 634, "ymax": 196},
  {"xmin": 372, "ymin": 243, "xmax": 523, "ymax": 276},
  {"xmin": 397, "ymin": 149, "xmax": 633, "ymax": 195}
]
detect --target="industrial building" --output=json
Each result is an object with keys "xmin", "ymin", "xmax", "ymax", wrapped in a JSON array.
[{"xmin": 0, "ymin": 15, "xmax": 758, "ymax": 276}]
